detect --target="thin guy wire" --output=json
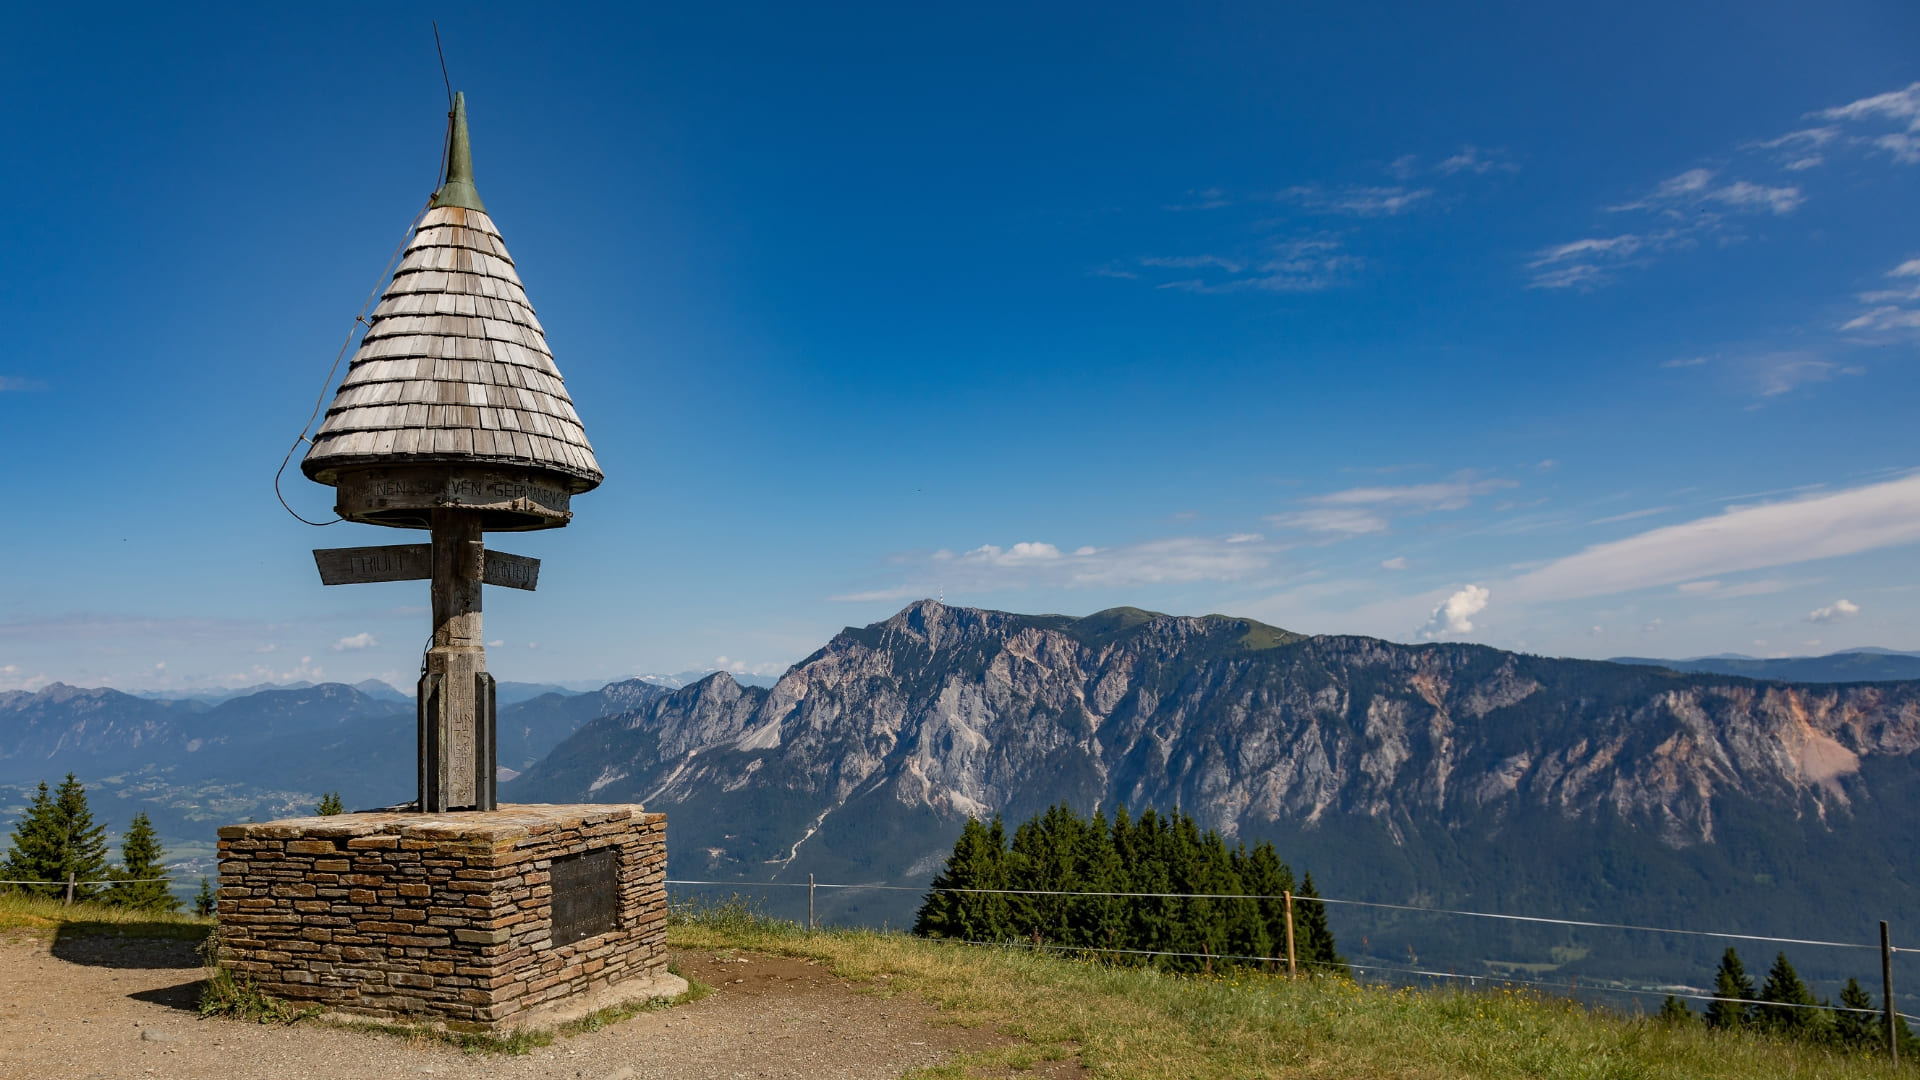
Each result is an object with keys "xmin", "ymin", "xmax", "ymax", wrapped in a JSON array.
[
  {"xmin": 663, "ymin": 879, "xmax": 1882, "ymax": 951},
  {"xmin": 272, "ymin": 207, "xmax": 426, "ymax": 527}
]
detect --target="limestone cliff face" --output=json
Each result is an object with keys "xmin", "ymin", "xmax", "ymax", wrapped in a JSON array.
[{"xmin": 514, "ymin": 601, "xmax": 1920, "ymax": 868}]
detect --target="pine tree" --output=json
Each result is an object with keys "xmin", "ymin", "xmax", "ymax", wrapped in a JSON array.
[
  {"xmin": 1705, "ymin": 947, "xmax": 1756, "ymax": 1030},
  {"xmin": 1, "ymin": 775, "xmax": 109, "ymax": 901},
  {"xmin": 315, "ymin": 792, "xmax": 345, "ymax": 816},
  {"xmin": 104, "ymin": 812, "xmax": 178, "ymax": 912},
  {"xmin": 1835, "ymin": 977, "xmax": 1876, "ymax": 1049},
  {"xmin": 193, "ymin": 877, "xmax": 217, "ymax": 918},
  {"xmin": 1235, "ymin": 841, "xmax": 1295, "ymax": 971},
  {"xmin": 912, "ymin": 816, "xmax": 1011, "ymax": 941},
  {"xmin": 1756, "ymin": 951, "xmax": 1820, "ymax": 1037},
  {"xmin": 1658, "ymin": 995, "xmax": 1694, "ymax": 1023},
  {"xmin": 1294, "ymin": 872, "xmax": 1344, "ymax": 971}
]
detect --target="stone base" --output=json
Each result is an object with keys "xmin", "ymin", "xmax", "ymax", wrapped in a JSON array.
[{"xmin": 217, "ymin": 804, "xmax": 670, "ymax": 1031}]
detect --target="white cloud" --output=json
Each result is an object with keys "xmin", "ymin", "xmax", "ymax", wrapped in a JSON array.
[
  {"xmin": 1806, "ymin": 599, "xmax": 1860, "ymax": 624},
  {"xmin": 1613, "ymin": 169, "xmax": 1802, "ymax": 215},
  {"xmin": 1813, "ymin": 82, "xmax": 1920, "ymax": 164},
  {"xmin": 331, "ymin": 632, "xmax": 378, "ymax": 651},
  {"xmin": 1436, "ymin": 146, "xmax": 1507, "ymax": 175},
  {"xmin": 1508, "ymin": 472, "xmax": 1920, "ymax": 602},
  {"xmin": 1844, "ymin": 257, "xmax": 1920, "ymax": 337},
  {"xmin": 1271, "ymin": 477, "xmax": 1514, "ymax": 537},
  {"xmin": 1314, "ymin": 478, "xmax": 1514, "ymax": 511},
  {"xmin": 1420, "ymin": 585, "xmax": 1490, "ymax": 639},
  {"xmin": 1817, "ymin": 82, "xmax": 1920, "ymax": 128},
  {"xmin": 1527, "ymin": 234, "xmax": 1655, "ymax": 289},
  {"xmin": 0, "ymin": 664, "xmax": 50, "ymax": 692},
  {"xmin": 1282, "ymin": 185, "xmax": 1433, "ymax": 216},
  {"xmin": 1130, "ymin": 239, "xmax": 1360, "ymax": 294},
  {"xmin": 1269, "ymin": 507, "xmax": 1389, "ymax": 536},
  {"xmin": 832, "ymin": 534, "xmax": 1280, "ymax": 601},
  {"xmin": 1381, "ymin": 557, "xmax": 1409, "ymax": 570}
]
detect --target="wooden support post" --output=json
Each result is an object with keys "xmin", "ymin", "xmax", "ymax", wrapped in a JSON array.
[
  {"xmin": 1884, "ymin": 920, "xmax": 1898, "ymax": 1068},
  {"xmin": 64, "ymin": 871, "xmax": 75, "ymax": 907},
  {"xmin": 1284, "ymin": 889, "xmax": 1297, "ymax": 978},
  {"xmin": 418, "ymin": 509, "xmax": 494, "ymax": 812},
  {"xmin": 809, "ymin": 874, "xmax": 816, "ymax": 931}
]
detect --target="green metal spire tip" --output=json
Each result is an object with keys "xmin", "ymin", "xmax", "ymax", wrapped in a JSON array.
[{"xmin": 430, "ymin": 91, "xmax": 487, "ymax": 213}]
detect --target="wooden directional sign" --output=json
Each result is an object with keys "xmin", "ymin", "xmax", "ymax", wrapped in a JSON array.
[{"xmin": 313, "ymin": 545, "xmax": 540, "ymax": 591}]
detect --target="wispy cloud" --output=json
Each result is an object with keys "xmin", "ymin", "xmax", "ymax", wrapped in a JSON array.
[
  {"xmin": 1508, "ymin": 472, "xmax": 1920, "ymax": 602},
  {"xmin": 1526, "ymin": 233, "xmax": 1669, "ymax": 289},
  {"xmin": 1130, "ymin": 239, "xmax": 1362, "ymax": 294},
  {"xmin": 331, "ymin": 632, "xmax": 378, "ymax": 651},
  {"xmin": 1815, "ymin": 82, "xmax": 1920, "ymax": 164},
  {"xmin": 1282, "ymin": 185, "xmax": 1433, "ymax": 216},
  {"xmin": 1842, "ymin": 256, "xmax": 1920, "ymax": 338},
  {"xmin": 1609, "ymin": 167, "xmax": 1804, "ymax": 216},
  {"xmin": 830, "ymin": 534, "xmax": 1281, "ymax": 601},
  {"xmin": 1269, "ymin": 476, "xmax": 1515, "ymax": 537},
  {"xmin": 1746, "ymin": 126, "xmax": 1840, "ymax": 171}
]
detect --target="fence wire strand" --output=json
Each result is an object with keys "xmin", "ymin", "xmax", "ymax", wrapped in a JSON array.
[{"xmin": 664, "ymin": 879, "xmax": 1892, "ymax": 952}]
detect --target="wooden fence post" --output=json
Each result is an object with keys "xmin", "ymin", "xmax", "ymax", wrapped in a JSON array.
[
  {"xmin": 1284, "ymin": 889, "xmax": 1297, "ymax": 978},
  {"xmin": 1883, "ymin": 920, "xmax": 1898, "ymax": 1068},
  {"xmin": 64, "ymin": 871, "xmax": 75, "ymax": 907},
  {"xmin": 809, "ymin": 874, "xmax": 816, "ymax": 932}
]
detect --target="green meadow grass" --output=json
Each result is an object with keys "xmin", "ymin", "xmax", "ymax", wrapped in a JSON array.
[{"xmin": 668, "ymin": 898, "xmax": 1909, "ymax": 1080}]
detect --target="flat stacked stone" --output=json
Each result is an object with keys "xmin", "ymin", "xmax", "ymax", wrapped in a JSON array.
[{"xmin": 216, "ymin": 804, "xmax": 678, "ymax": 1031}]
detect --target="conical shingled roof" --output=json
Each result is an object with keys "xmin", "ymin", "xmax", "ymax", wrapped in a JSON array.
[{"xmin": 301, "ymin": 93, "xmax": 602, "ymax": 496}]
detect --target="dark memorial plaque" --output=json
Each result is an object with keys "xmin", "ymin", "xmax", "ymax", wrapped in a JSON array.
[{"xmin": 550, "ymin": 848, "xmax": 618, "ymax": 947}]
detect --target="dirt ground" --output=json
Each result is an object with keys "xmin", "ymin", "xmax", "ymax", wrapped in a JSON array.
[{"xmin": 0, "ymin": 931, "xmax": 1084, "ymax": 1080}]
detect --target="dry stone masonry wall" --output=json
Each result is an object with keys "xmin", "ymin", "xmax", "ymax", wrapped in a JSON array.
[{"xmin": 216, "ymin": 804, "xmax": 667, "ymax": 1031}]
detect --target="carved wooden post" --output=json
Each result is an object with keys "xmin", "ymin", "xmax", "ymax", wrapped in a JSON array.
[{"xmin": 299, "ymin": 91, "xmax": 600, "ymax": 814}]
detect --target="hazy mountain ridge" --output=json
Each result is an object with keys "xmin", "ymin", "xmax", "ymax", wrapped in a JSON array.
[
  {"xmin": 509, "ymin": 601, "xmax": 1920, "ymax": 981},
  {"xmin": 1609, "ymin": 651, "xmax": 1920, "ymax": 683}
]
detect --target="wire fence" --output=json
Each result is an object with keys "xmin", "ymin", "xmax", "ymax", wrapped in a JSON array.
[{"xmin": 664, "ymin": 876, "xmax": 1920, "ymax": 1027}]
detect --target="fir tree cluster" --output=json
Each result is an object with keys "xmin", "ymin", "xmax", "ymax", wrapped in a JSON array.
[
  {"xmin": 1659, "ymin": 946, "xmax": 1917, "ymax": 1058},
  {"xmin": 1, "ymin": 774, "xmax": 180, "ymax": 912},
  {"xmin": 912, "ymin": 803, "xmax": 1340, "ymax": 973}
]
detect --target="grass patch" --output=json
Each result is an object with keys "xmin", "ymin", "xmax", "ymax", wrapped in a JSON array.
[
  {"xmin": 198, "ymin": 964, "xmax": 323, "ymax": 1024},
  {"xmin": 0, "ymin": 892, "xmax": 212, "ymax": 939},
  {"xmin": 669, "ymin": 915, "xmax": 1911, "ymax": 1080}
]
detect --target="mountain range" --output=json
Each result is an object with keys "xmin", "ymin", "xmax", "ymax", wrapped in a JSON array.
[
  {"xmin": 507, "ymin": 601, "xmax": 1920, "ymax": 997},
  {"xmin": 6, "ymin": 602, "xmax": 1918, "ymax": 1001}
]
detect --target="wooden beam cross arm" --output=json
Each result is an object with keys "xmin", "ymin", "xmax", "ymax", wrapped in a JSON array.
[{"xmin": 313, "ymin": 545, "xmax": 541, "ymax": 591}]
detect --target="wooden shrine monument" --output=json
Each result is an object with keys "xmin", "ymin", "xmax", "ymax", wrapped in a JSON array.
[{"xmin": 215, "ymin": 93, "xmax": 679, "ymax": 1032}]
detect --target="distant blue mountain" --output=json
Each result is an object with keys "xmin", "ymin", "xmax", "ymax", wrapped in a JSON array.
[{"xmin": 1608, "ymin": 650, "xmax": 1920, "ymax": 682}]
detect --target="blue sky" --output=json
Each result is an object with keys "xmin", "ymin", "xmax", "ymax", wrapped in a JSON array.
[{"xmin": 3, "ymin": 3, "xmax": 1918, "ymax": 692}]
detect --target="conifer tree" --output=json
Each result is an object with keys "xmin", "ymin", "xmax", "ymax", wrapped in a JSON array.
[
  {"xmin": 1235, "ymin": 841, "xmax": 1295, "ymax": 970},
  {"xmin": 1, "ymin": 775, "xmax": 109, "ymax": 901},
  {"xmin": 1294, "ymin": 872, "xmax": 1343, "ymax": 970},
  {"xmin": 912, "ymin": 816, "xmax": 1010, "ymax": 941},
  {"xmin": 1756, "ymin": 951, "xmax": 1819, "ymax": 1036},
  {"xmin": 1705, "ymin": 947, "xmax": 1756, "ymax": 1030},
  {"xmin": 193, "ymin": 877, "xmax": 217, "ymax": 917},
  {"xmin": 104, "ymin": 812, "xmax": 178, "ymax": 912},
  {"xmin": 1835, "ymin": 977, "xmax": 1876, "ymax": 1049},
  {"xmin": 315, "ymin": 792, "xmax": 345, "ymax": 816},
  {"xmin": 1658, "ymin": 995, "xmax": 1694, "ymax": 1023}
]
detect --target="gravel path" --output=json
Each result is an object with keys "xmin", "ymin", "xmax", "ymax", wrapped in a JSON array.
[{"xmin": 0, "ymin": 931, "xmax": 1031, "ymax": 1080}]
